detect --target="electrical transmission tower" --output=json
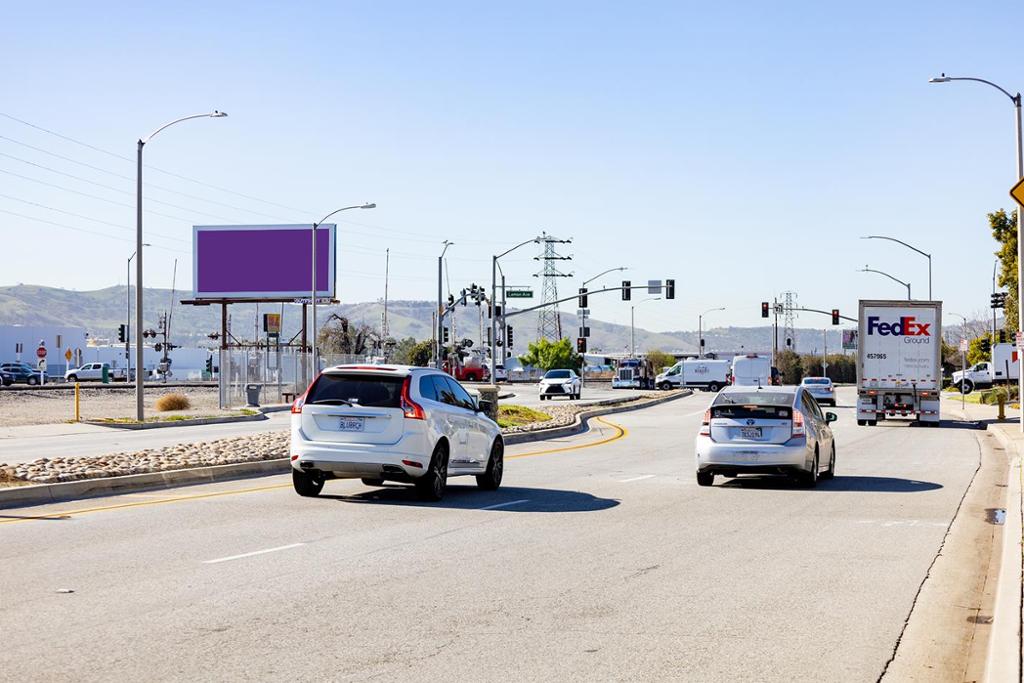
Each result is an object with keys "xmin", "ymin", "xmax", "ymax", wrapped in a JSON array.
[
  {"xmin": 534, "ymin": 232, "xmax": 573, "ymax": 341},
  {"xmin": 781, "ymin": 291, "xmax": 798, "ymax": 351}
]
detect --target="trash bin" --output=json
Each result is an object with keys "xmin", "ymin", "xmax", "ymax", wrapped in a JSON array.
[
  {"xmin": 245, "ymin": 383, "xmax": 262, "ymax": 407},
  {"xmin": 101, "ymin": 365, "xmax": 110, "ymax": 384}
]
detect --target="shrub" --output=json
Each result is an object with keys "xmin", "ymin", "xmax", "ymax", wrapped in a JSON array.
[{"xmin": 154, "ymin": 393, "xmax": 191, "ymax": 412}]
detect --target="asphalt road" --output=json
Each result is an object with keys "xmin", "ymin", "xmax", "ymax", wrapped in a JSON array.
[{"xmin": 0, "ymin": 388, "xmax": 987, "ymax": 681}]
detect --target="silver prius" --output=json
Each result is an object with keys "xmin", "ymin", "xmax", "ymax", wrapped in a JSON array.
[{"xmin": 694, "ymin": 385, "xmax": 837, "ymax": 487}]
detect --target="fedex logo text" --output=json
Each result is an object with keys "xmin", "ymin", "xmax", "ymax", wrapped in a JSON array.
[{"xmin": 866, "ymin": 316, "xmax": 931, "ymax": 337}]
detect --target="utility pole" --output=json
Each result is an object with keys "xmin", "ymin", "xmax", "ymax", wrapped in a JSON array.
[
  {"xmin": 437, "ymin": 241, "xmax": 452, "ymax": 369},
  {"xmin": 383, "ymin": 248, "xmax": 390, "ymax": 345}
]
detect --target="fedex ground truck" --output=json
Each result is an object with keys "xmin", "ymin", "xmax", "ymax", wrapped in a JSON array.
[{"xmin": 857, "ymin": 300, "xmax": 942, "ymax": 426}]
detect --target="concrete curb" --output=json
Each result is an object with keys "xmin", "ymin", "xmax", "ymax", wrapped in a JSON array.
[
  {"xmin": 80, "ymin": 412, "xmax": 267, "ymax": 430},
  {"xmin": 0, "ymin": 390, "xmax": 694, "ymax": 509},
  {"xmin": 982, "ymin": 428, "xmax": 1023, "ymax": 683},
  {"xmin": 0, "ymin": 459, "xmax": 289, "ymax": 508}
]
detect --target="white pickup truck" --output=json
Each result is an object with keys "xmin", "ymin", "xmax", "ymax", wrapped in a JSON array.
[
  {"xmin": 952, "ymin": 343, "xmax": 1019, "ymax": 393},
  {"xmin": 65, "ymin": 362, "xmax": 131, "ymax": 382}
]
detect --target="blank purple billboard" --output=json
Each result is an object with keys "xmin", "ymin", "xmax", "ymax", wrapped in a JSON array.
[{"xmin": 192, "ymin": 224, "xmax": 336, "ymax": 300}]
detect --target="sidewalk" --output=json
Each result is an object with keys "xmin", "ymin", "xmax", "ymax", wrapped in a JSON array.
[{"xmin": 942, "ymin": 394, "xmax": 1023, "ymax": 682}]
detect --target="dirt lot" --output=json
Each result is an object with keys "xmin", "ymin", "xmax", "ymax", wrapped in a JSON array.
[{"xmin": 0, "ymin": 386, "xmax": 225, "ymax": 427}]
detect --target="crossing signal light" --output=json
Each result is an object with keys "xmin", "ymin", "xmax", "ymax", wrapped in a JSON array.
[
  {"xmin": 578, "ymin": 287, "xmax": 588, "ymax": 308},
  {"xmin": 761, "ymin": 301, "xmax": 770, "ymax": 318},
  {"xmin": 117, "ymin": 324, "xmax": 127, "ymax": 343},
  {"xmin": 831, "ymin": 309, "xmax": 840, "ymax": 325},
  {"xmin": 577, "ymin": 337, "xmax": 587, "ymax": 353},
  {"xmin": 665, "ymin": 279, "xmax": 675, "ymax": 300},
  {"xmin": 506, "ymin": 326, "xmax": 514, "ymax": 348},
  {"xmin": 622, "ymin": 281, "xmax": 631, "ymax": 301}
]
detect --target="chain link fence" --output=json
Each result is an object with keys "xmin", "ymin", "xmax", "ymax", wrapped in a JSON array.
[{"xmin": 217, "ymin": 348, "xmax": 371, "ymax": 408}]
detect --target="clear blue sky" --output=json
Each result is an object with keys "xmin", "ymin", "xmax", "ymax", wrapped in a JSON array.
[{"xmin": 2, "ymin": 1, "xmax": 1021, "ymax": 331}]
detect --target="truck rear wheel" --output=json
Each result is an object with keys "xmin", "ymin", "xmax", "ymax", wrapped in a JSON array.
[{"xmin": 708, "ymin": 382, "xmax": 721, "ymax": 392}]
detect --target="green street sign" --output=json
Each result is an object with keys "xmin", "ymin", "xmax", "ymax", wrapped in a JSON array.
[{"xmin": 506, "ymin": 289, "xmax": 533, "ymax": 299}]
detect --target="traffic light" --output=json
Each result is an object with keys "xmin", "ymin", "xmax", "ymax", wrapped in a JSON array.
[
  {"xmin": 761, "ymin": 301, "xmax": 770, "ymax": 318},
  {"xmin": 205, "ymin": 356, "xmax": 213, "ymax": 374},
  {"xmin": 665, "ymin": 279, "xmax": 675, "ymax": 300},
  {"xmin": 981, "ymin": 338, "xmax": 991, "ymax": 354},
  {"xmin": 117, "ymin": 324, "xmax": 127, "ymax": 343},
  {"xmin": 831, "ymin": 309, "xmax": 840, "ymax": 325},
  {"xmin": 485, "ymin": 327, "xmax": 491, "ymax": 346},
  {"xmin": 622, "ymin": 280, "xmax": 631, "ymax": 301},
  {"xmin": 577, "ymin": 337, "xmax": 587, "ymax": 353},
  {"xmin": 506, "ymin": 326, "xmax": 513, "ymax": 347},
  {"xmin": 154, "ymin": 343, "xmax": 162, "ymax": 352},
  {"xmin": 442, "ymin": 327, "xmax": 450, "ymax": 344},
  {"xmin": 1000, "ymin": 330, "xmax": 1006, "ymax": 344},
  {"xmin": 786, "ymin": 337, "xmax": 792, "ymax": 347},
  {"xmin": 992, "ymin": 292, "xmax": 1007, "ymax": 309},
  {"xmin": 578, "ymin": 287, "xmax": 588, "ymax": 308}
]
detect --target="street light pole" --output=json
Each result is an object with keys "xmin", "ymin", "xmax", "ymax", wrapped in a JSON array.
[
  {"xmin": 698, "ymin": 307, "xmax": 725, "ymax": 359},
  {"xmin": 931, "ymin": 72, "xmax": 1024, "ymax": 431},
  {"xmin": 310, "ymin": 204, "xmax": 376, "ymax": 380},
  {"xmin": 438, "ymin": 241, "xmax": 452, "ymax": 369},
  {"xmin": 135, "ymin": 111, "xmax": 227, "ymax": 421},
  {"xmin": 860, "ymin": 236, "xmax": 932, "ymax": 299},
  {"xmin": 126, "ymin": 244, "xmax": 150, "ymax": 383},
  {"xmin": 859, "ymin": 266, "xmax": 911, "ymax": 299},
  {"xmin": 490, "ymin": 238, "xmax": 540, "ymax": 381},
  {"xmin": 631, "ymin": 297, "xmax": 661, "ymax": 357}
]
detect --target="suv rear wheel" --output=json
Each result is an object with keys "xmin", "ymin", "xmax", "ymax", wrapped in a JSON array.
[
  {"xmin": 476, "ymin": 439, "xmax": 504, "ymax": 490},
  {"xmin": 292, "ymin": 469, "xmax": 325, "ymax": 497},
  {"xmin": 416, "ymin": 442, "xmax": 449, "ymax": 501}
]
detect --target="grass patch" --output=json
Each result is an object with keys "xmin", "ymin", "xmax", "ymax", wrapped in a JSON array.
[
  {"xmin": 154, "ymin": 393, "xmax": 191, "ymax": 411},
  {"xmin": 497, "ymin": 404, "xmax": 552, "ymax": 428}
]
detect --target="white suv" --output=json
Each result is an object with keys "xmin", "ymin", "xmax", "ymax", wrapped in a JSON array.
[
  {"xmin": 538, "ymin": 369, "xmax": 581, "ymax": 400},
  {"xmin": 290, "ymin": 365, "xmax": 504, "ymax": 501}
]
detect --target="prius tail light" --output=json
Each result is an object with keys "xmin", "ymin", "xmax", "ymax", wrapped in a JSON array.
[
  {"xmin": 792, "ymin": 409, "xmax": 805, "ymax": 437},
  {"xmin": 699, "ymin": 409, "xmax": 711, "ymax": 436}
]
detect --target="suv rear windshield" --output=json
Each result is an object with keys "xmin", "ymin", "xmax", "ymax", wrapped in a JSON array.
[
  {"xmin": 802, "ymin": 378, "xmax": 830, "ymax": 385},
  {"xmin": 712, "ymin": 391, "xmax": 794, "ymax": 419},
  {"xmin": 308, "ymin": 373, "xmax": 404, "ymax": 408}
]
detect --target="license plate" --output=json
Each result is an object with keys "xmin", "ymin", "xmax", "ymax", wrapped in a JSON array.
[
  {"xmin": 739, "ymin": 427, "xmax": 762, "ymax": 439},
  {"xmin": 735, "ymin": 451, "xmax": 760, "ymax": 462},
  {"xmin": 338, "ymin": 416, "xmax": 365, "ymax": 432}
]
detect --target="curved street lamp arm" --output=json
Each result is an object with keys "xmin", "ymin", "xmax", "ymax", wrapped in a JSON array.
[
  {"xmin": 315, "ymin": 204, "xmax": 375, "ymax": 226},
  {"xmin": 141, "ymin": 111, "xmax": 227, "ymax": 144},
  {"xmin": 582, "ymin": 266, "xmax": 627, "ymax": 288},
  {"xmin": 701, "ymin": 306, "xmax": 726, "ymax": 316},
  {"xmin": 861, "ymin": 235, "xmax": 931, "ymax": 258},
  {"xmin": 496, "ymin": 237, "xmax": 540, "ymax": 261},
  {"xmin": 937, "ymin": 76, "xmax": 1020, "ymax": 104},
  {"xmin": 860, "ymin": 267, "xmax": 910, "ymax": 288}
]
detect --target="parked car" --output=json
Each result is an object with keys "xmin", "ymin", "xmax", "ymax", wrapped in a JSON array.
[
  {"xmin": 289, "ymin": 364, "xmax": 504, "ymax": 501},
  {"xmin": 538, "ymin": 368, "xmax": 581, "ymax": 400},
  {"xmin": 800, "ymin": 377, "xmax": 836, "ymax": 406},
  {"xmin": 493, "ymin": 364, "xmax": 508, "ymax": 383},
  {"xmin": 694, "ymin": 385, "xmax": 837, "ymax": 487},
  {"xmin": 0, "ymin": 362, "xmax": 43, "ymax": 385},
  {"xmin": 0, "ymin": 369, "xmax": 12, "ymax": 386},
  {"xmin": 65, "ymin": 362, "xmax": 130, "ymax": 382}
]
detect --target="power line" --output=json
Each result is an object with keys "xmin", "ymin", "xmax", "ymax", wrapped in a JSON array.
[
  {"xmin": 0, "ymin": 133, "xmax": 295, "ymax": 221},
  {"xmin": 0, "ymin": 207, "xmax": 187, "ymax": 252},
  {"xmin": 0, "ymin": 191, "xmax": 186, "ymax": 244}
]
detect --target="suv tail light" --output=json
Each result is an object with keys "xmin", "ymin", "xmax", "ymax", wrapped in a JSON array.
[
  {"xmin": 699, "ymin": 409, "xmax": 711, "ymax": 436},
  {"xmin": 401, "ymin": 376, "xmax": 425, "ymax": 420},
  {"xmin": 791, "ymin": 409, "xmax": 805, "ymax": 437},
  {"xmin": 291, "ymin": 374, "xmax": 321, "ymax": 414}
]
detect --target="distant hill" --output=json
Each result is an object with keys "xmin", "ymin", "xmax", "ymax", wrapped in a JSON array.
[{"xmin": 0, "ymin": 284, "xmax": 850, "ymax": 354}]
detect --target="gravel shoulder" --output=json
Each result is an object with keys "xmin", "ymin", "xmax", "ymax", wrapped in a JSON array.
[{"xmin": 0, "ymin": 386, "xmax": 228, "ymax": 427}]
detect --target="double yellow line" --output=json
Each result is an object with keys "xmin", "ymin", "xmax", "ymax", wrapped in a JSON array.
[{"xmin": 0, "ymin": 416, "xmax": 628, "ymax": 525}]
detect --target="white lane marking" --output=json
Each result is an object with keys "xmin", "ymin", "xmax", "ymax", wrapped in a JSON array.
[
  {"xmin": 620, "ymin": 474, "xmax": 656, "ymax": 483},
  {"xmin": 203, "ymin": 543, "xmax": 305, "ymax": 564},
  {"xmin": 480, "ymin": 499, "xmax": 529, "ymax": 510}
]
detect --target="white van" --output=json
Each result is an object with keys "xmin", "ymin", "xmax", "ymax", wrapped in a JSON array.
[
  {"xmin": 656, "ymin": 359, "xmax": 730, "ymax": 392},
  {"xmin": 731, "ymin": 354, "xmax": 772, "ymax": 387}
]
